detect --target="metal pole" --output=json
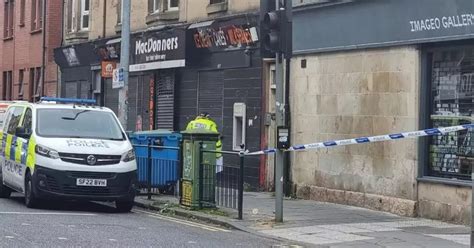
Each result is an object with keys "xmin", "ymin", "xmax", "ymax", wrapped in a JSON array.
[
  {"xmin": 275, "ymin": 52, "xmax": 285, "ymax": 222},
  {"xmin": 147, "ymin": 142, "xmax": 152, "ymax": 200},
  {"xmin": 118, "ymin": 0, "xmax": 131, "ymax": 129},
  {"xmin": 198, "ymin": 142, "xmax": 204, "ymax": 209},
  {"xmin": 41, "ymin": 0, "xmax": 47, "ymax": 98},
  {"xmin": 275, "ymin": 0, "xmax": 285, "ymax": 222},
  {"xmin": 238, "ymin": 147, "xmax": 245, "ymax": 220}
]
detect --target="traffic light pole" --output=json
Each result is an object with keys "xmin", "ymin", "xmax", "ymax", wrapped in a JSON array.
[
  {"xmin": 118, "ymin": 0, "xmax": 131, "ymax": 129},
  {"xmin": 275, "ymin": 52, "xmax": 285, "ymax": 223}
]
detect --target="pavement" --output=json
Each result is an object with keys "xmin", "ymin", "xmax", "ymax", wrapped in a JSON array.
[
  {"xmin": 135, "ymin": 192, "xmax": 471, "ymax": 248},
  {"xmin": 0, "ymin": 193, "xmax": 283, "ymax": 247}
]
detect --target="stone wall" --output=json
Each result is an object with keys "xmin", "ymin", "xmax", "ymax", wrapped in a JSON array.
[
  {"xmin": 290, "ymin": 46, "xmax": 420, "ymax": 216},
  {"xmin": 418, "ymin": 182, "xmax": 471, "ymax": 225}
]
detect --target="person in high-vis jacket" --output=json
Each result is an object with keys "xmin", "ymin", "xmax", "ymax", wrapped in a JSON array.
[{"xmin": 186, "ymin": 112, "xmax": 223, "ymax": 173}]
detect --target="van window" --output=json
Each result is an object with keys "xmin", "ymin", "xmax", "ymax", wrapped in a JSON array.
[
  {"xmin": 22, "ymin": 108, "xmax": 32, "ymax": 134},
  {"xmin": 5, "ymin": 107, "xmax": 25, "ymax": 135},
  {"xmin": 36, "ymin": 109, "xmax": 124, "ymax": 140}
]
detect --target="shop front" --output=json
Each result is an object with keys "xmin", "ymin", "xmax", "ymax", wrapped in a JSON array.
[
  {"xmin": 179, "ymin": 14, "xmax": 263, "ymax": 188},
  {"xmin": 291, "ymin": 0, "xmax": 474, "ymax": 223},
  {"xmin": 128, "ymin": 27, "xmax": 187, "ymax": 132}
]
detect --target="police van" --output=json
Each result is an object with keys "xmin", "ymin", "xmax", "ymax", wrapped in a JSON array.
[{"xmin": 0, "ymin": 98, "xmax": 137, "ymax": 212}]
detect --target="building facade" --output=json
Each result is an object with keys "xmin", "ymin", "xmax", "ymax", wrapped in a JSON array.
[
  {"xmin": 0, "ymin": 0, "xmax": 62, "ymax": 101},
  {"xmin": 54, "ymin": 0, "xmax": 265, "ymax": 188},
  {"xmin": 290, "ymin": 0, "xmax": 474, "ymax": 224}
]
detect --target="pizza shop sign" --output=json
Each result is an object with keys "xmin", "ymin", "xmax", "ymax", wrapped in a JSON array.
[{"xmin": 193, "ymin": 25, "xmax": 259, "ymax": 49}]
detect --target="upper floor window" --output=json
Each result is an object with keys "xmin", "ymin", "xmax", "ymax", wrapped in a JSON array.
[
  {"xmin": 67, "ymin": 0, "xmax": 89, "ymax": 33},
  {"xmin": 148, "ymin": 0, "xmax": 179, "ymax": 14},
  {"xmin": 19, "ymin": 0, "xmax": 26, "ymax": 27},
  {"xmin": 80, "ymin": 0, "xmax": 90, "ymax": 30},
  {"xmin": 3, "ymin": 0, "xmax": 14, "ymax": 39},
  {"xmin": 168, "ymin": 0, "xmax": 178, "ymax": 11},
  {"xmin": 152, "ymin": 0, "xmax": 160, "ymax": 13},
  {"xmin": 31, "ymin": 0, "xmax": 43, "ymax": 32},
  {"xmin": 210, "ymin": 0, "xmax": 225, "ymax": 4}
]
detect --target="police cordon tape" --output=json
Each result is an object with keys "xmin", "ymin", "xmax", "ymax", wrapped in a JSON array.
[{"xmin": 245, "ymin": 124, "xmax": 474, "ymax": 156}]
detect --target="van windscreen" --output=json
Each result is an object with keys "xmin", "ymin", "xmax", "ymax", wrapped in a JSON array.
[{"xmin": 37, "ymin": 109, "xmax": 124, "ymax": 140}]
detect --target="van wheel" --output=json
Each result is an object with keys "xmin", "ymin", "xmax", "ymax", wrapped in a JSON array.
[
  {"xmin": 0, "ymin": 183, "xmax": 11, "ymax": 198},
  {"xmin": 25, "ymin": 173, "xmax": 38, "ymax": 208},
  {"xmin": 115, "ymin": 201, "xmax": 134, "ymax": 213}
]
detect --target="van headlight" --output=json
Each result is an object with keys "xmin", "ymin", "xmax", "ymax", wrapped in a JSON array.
[
  {"xmin": 35, "ymin": 145, "xmax": 60, "ymax": 159},
  {"xmin": 122, "ymin": 149, "xmax": 135, "ymax": 162}
]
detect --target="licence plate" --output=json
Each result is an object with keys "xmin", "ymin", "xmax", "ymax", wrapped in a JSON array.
[{"xmin": 76, "ymin": 178, "xmax": 107, "ymax": 187}]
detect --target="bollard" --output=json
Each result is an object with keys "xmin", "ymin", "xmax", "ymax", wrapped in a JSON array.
[
  {"xmin": 147, "ymin": 141, "xmax": 152, "ymax": 200},
  {"xmin": 238, "ymin": 144, "xmax": 245, "ymax": 220}
]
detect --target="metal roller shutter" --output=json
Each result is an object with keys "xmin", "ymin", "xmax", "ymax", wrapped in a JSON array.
[{"xmin": 155, "ymin": 71, "xmax": 175, "ymax": 130}]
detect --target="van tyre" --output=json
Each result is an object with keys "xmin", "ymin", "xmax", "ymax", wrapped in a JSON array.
[
  {"xmin": 115, "ymin": 200, "xmax": 134, "ymax": 213},
  {"xmin": 25, "ymin": 172, "xmax": 38, "ymax": 208},
  {"xmin": 0, "ymin": 183, "xmax": 11, "ymax": 198}
]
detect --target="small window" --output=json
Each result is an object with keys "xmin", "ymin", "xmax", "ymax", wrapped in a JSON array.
[
  {"xmin": 153, "ymin": 0, "xmax": 160, "ymax": 13},
  {"xmin": 210, "ymin": 0, "xmax": 225, "ymax": 4},
  {"xmin": 18, "ymin": 69, "xmax": 24, "ymax": 99},
  {"xmin": 6, "ymin": 107, "xmax": 25, "ymax": 135},
  {"xmin": 31, "ymin": 0, "xmax": 43, "ymax": 31},
  {"xmin": 2, "ymin": 71, "xmax": 13, "ymax": 101},
  {"xmin": 20, "ymin": 0, "xmax": 26, "ymax": 26},
  {"xmin": 80, "ymin": 0, "xmax": 90, "ymax": 30},
  {"xmin": 34, "ymin": 67, "xmax": 42, "ymax": 97},
  {"xmin": 168, "ymin": 0, "xmax": 178, "ymax": 11},
  {"xmin": 117, "ymin": 0, "xmax": 123, "ymax": 24},
  {"xmin": 4, "ymin": 0, "xmax": 14, "ymax": 38},
  {"xmin": 29, "ymin": 68, "xmax": 41, "ymax": 102}
]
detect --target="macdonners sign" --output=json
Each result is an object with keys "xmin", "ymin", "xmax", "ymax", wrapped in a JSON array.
[{"xmin": 130, "ymin": 29, "xmax": 185, "ymax": 72}]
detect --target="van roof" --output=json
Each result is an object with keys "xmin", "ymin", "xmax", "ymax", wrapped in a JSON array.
[{"xmin": 10, "ymin": 102, "xmax": 114, "ymax": 113}]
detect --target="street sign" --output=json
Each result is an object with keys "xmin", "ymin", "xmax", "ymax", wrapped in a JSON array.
[{"xmin": 112, "ymin": 68, "xmax": 124, "ymax": 88}]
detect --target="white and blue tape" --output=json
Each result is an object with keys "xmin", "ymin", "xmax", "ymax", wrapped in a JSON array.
[{"xmin": 247, "ymin": 124, "xmax": 474, "ymax": 155}]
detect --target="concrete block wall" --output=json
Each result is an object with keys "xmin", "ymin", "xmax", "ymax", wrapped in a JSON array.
[{"xmin": 290, "ymin": 46, "xmax": 421, "ymax": 216}]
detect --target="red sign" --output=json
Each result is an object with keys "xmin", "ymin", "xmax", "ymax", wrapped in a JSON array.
[
  {"xmin": 101, "ymin": 61, "xmax": 117, "ymax": 78},
  {"xmin": 193, "ymin": 25, "xmax": 259, "ymax": 49}
]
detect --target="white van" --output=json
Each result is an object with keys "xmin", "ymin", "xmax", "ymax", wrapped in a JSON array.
[
  {"xmin": 0, "ymin": 101, "xmax": 20, "ymax": 129},
  {"xmin": 0, "ymin": 98, "xmax": 137, "ymax": 212}
]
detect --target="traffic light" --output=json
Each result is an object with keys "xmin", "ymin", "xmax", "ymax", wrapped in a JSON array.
[{"xmin": 260, "ymin": 0, "xmax": 292, "ymax": 58}]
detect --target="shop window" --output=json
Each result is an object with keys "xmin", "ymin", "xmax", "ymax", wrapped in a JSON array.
[
  {"xmin": 31, "ymin": 0, "xmax": 43, "ymax": 32},
  {"xmin": 427, "ymin": 46, "xmax": 474, "ymax": 181},
  {"xmin": 4, "ymin": 0, "xmax": 14, "ymax": 39}
]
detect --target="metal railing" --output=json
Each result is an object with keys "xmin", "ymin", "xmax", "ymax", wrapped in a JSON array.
[{"xmin": 199, "ymin": 143, "xmax": 245, "ymax": 220}]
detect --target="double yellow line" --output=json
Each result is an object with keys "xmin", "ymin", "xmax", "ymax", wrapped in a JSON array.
[{"xmin": 133, "ymin": 209, "xmax": 231, "ymax": 233}]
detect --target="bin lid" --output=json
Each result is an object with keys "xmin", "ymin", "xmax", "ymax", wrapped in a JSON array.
[{"xmin": 134, "ymin": 129, "xmax": 182, "ymax": 138}]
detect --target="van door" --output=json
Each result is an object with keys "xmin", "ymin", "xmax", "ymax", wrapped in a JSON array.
[{"xmin": 2, "ymin": 106, "xmax": 26, "ymax": 191}]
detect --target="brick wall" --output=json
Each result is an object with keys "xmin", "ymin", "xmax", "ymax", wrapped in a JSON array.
[{"xmin": 0, "ymin": 0, "xmax": 61, "ymax": 100}]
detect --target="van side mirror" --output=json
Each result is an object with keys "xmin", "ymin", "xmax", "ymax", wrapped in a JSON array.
[{"xmin": 15, "ymin": 127, "xmax": 31, "ymax": 139}]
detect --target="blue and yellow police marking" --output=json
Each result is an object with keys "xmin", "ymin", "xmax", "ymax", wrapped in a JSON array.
[{"xmin": 5, "ymin": 135, "xmax": 12, "ymax": 159}]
